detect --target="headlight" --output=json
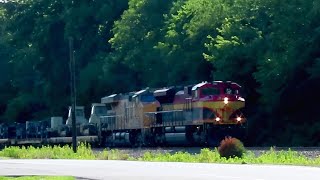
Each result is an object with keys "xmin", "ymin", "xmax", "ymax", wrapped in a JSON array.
[
  {"xmin": 224, "ymin": 97, "xmax": 229, "ymax": 104},
  {"xmin": 215, "ymin": 117, "xmax": 221, "ymax": 122},
  {"xmin": 236, "ymin": 117, "xmax": 242, "ymax": 122}
]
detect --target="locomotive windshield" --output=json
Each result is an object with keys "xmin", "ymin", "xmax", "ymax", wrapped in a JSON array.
[
  {"xmin": 93, "ymin": 106, "xmax": 107, "ymax": 116},
  {"xmin": 201, "ymin": 87, "xmax": 220, "ymax": 96},
  {"xmin": 68, "ymin": 108, "xmax": 84, "ymax": 117},
  {"xmin": 224, "ymin": 88, "xmax": 239, "ymax": 95},
  {"xmin": 140, "ymin": 94, "xmax": 156, "ymax": 102}
]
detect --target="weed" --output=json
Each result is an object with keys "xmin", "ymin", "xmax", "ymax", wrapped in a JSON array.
[{"xmin": 218, "ymin": 136, "xmax": 246, "ymax": 159}]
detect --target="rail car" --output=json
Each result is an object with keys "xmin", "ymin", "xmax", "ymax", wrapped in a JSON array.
[{"xmin": 0, "ymin": 81, "xmax": 247, "ymax": 148}]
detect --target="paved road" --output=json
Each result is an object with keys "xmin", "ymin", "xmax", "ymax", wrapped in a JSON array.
[{"xmin": 0, "ymin": 159, "xmax": 319, "ymax": 180}]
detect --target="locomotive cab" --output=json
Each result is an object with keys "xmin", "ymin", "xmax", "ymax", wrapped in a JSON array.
[
  {"xmin": 191, "ymin": 81, "xmax": 244, "ymax": 100},
  {"xmin": 66, "ymin": 106, "xmax": 88, "ymax": 125},
  {"xmin": 190, "ymin": 81, "xmax": 246, "ymax": 124},
  {"xmin": 222, "ymin": 81, "xmax": 244, "ymax": 100},
  {"xmin": 89, "ymin": 103, "xmax": 108, "ymax": 124},
  {"xmin": 192, "ymin": 81, "xmax": 221, "ymax": 100}
]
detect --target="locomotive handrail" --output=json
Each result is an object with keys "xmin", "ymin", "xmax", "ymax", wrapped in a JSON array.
[
  {"xmin": 100, "ymin": 115, "xmax": 123, "ymax": 118},
  {"xmin": 144, "ymin": 110, "xmax": 183, "ymax": 114}
]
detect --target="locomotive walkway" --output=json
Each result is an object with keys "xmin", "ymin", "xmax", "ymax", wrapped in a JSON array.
[{"xmin": 0, "ymin": 159, "xmax": 319, "ymax": 180}]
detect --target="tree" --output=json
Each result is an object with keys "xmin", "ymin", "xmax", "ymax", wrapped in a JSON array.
[
  {"xmin": 0, "ymin": 0, "xmax": 128, "ymax": 121},
  {"xmin": 108, "ymin": 0, "xmax": 175, "ymax": 88}
]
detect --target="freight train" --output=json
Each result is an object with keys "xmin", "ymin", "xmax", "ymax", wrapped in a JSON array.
[{"xmin": 0, "ymin": 81, "xmax": 247, "ymax": 148}]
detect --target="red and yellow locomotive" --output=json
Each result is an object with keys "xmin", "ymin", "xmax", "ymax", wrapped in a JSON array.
[{"xmin": 100, "ymin": 80, "xmax": 246, "ymax": 146}]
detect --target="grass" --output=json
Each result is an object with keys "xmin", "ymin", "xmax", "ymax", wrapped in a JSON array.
[
  {"xmin": 139, "ymin": 148, "xmax": 320, "ymax": 166},
  {"xmin": 0, "ymin": 143, "xmax": 130, "ymax": 160},
  {"xmin": 1, "ymin": 143, "xmax": 320, "ymax": 166},
  {"xmin": 0, "ymin": 176, "xmax": 74, "ymax": 180}
]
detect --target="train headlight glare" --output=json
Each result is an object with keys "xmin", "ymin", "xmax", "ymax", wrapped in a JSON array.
[
  {"xmin": 215, "ymin": 117, "xmax": 220, "ymax": 122},
  {"xmin": 224, "ymin": 97, "xmax": 229, "ymax": 104},
  {"xmin": 236, "ymin": 117, "xmax": 242, "ymax": 122}
]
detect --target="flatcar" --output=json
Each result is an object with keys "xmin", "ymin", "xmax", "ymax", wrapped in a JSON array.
[{"xmin": 0, "ymin": 81, "xmax": 247, "ymax": 147}]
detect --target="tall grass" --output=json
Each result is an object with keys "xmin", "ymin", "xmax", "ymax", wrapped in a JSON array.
[
  {"xmin": 139, "ymin": 147, "xmax": 320, "ymax": 166},
  {"xmin": 0, "ymin": 143, "xmax": 95, "ymax": 159},
  {"xmin": 0, "ymin": 176, "xmax": 74, "ymax": 180},
  {"xmin": 1, "ymin": 144, "xmax": 320, "ymax": 166},
  {"xmin": 0, "ymin": 143, "xmax": 129, "ymax": 160}
]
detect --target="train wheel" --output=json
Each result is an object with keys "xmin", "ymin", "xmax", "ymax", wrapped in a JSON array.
[
  {"xmin": 143, "ymin": 128, "xmax": 156, "ymax": 147},
  {"xmin": 206, "ymin": 127, "xmax": 220, "ymax": 147},
  {"xmin": 105, "ymin": 134, "xmax": 114, "ymax": 147},
  {"xmin": 133, "ymin": 132, "xmax": 143, "ymax": 148},
  {"xmin": 186, "ymin": 126, "xmax": 197, "ymax": 146}
]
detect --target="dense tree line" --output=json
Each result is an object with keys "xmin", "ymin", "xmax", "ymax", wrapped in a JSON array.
[{"xmin": 1, "ymin": 0, "xmax": 320, "ymax": 146}]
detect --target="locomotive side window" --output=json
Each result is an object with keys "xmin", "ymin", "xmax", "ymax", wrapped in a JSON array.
[
  {"xmin": 202, "ymin": 87, "xmax": 220, "ymax": 96},
  {"xmin": 192, "ymin": 90, "xmax": 199, "ymax": 98},
  {"xmin": 106, "ymin": 104, "xmax": 112, "ymax": 110}
]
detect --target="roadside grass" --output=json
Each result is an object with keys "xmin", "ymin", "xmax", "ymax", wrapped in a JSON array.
[
  {"xmin": 1, "ymin": 143, "xmax": 320, "ymax": 166},
  {"xmin": 0, "ymin": 143, "xmax": 130, "ymax": 160},
  {"xmin": 0, "ymin": 176, "xmax": 74, "ymax": 180},
  {"xmin": 138, "ymin": 147, "xmax": 320, "ymax": 166}
]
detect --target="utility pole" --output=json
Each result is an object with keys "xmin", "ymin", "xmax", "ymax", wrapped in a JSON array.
[{"xmin": 69, "ymin": 37, "xmax": 77, "ymax": 153}]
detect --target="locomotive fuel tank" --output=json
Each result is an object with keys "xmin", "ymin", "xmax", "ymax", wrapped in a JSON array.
[
  {"xmin": 164, "ymin": 126, "xmax": 189, "ymax": 145},
  {"xmin": 112, "ymin": 132, "xmax": 131, "ymax": 146},
  {"xmin": 164, "ymin": 126, "xmax": 186, "ymax": 133},
  {"xmin": 164, "ymin": 132, "xmax": 188, "ymax": 145}
]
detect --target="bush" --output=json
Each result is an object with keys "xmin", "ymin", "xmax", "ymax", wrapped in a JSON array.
[{"xmin": 218, "ymin": 136, "xmax": 246, "ymax": 159}]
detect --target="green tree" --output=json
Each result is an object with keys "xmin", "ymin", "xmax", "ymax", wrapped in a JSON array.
[
  {"xmin": 108, "ymin": 0, "xmax": 175, "ymax": 88},
  {"xmin": 0, "ymin": 0, "xmax": 128, "ymax": 121},
  {"xmin": 0, "ymin": 4, "xmax": 15, "ymax": 122}
]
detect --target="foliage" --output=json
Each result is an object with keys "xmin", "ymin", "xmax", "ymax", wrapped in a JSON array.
[
  {"xmin": 0, "ymin": 176, "xmax": 74, "ymax": 180},
  {"xmin": 0, "ymin": 0, "xmax": 128, "ymax": 121},
  {"xmin": 0, "ymin": 143, "xmax": 131, "ymax": 160},
  {"xmin": 108, "ymin": 0, "xmax": 175, "ymax": 88},
  {"xmin": 1, "ymin": 145, "xmax": 320, "ymax": 166},
  {"xmin": 0, "ymin": 143, "xmax": 93, "ymax": 159},
  {"xmin": 218, "ymin": 137, "xmax": 246, "ymax": 159}
]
